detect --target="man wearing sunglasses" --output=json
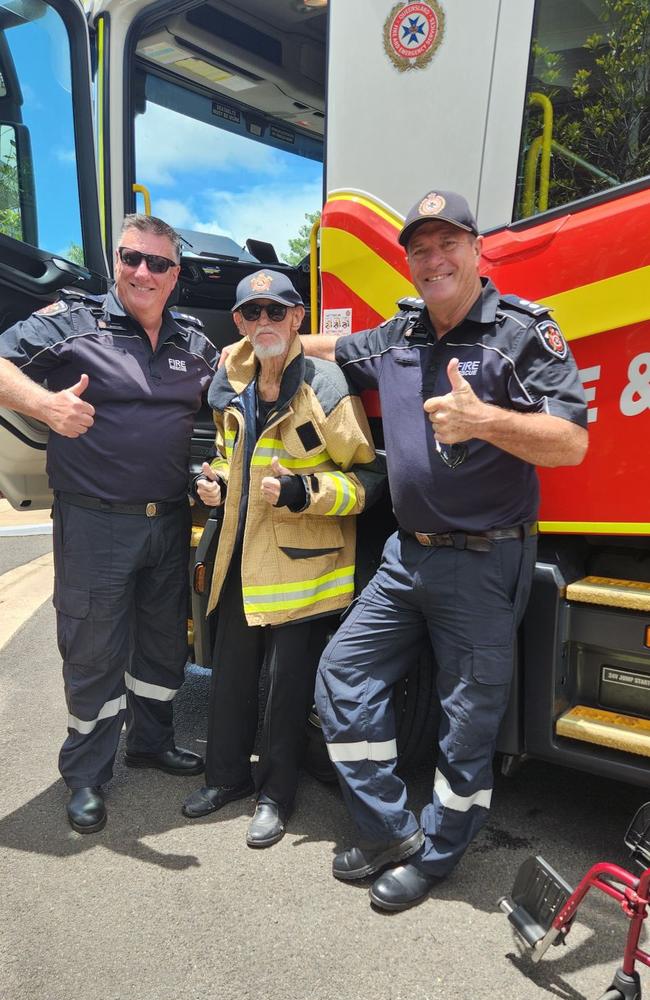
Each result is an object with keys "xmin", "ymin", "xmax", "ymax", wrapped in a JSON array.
[
  {"xmin": 182, "ymin": 269, "xmax": 384, "ymax": 849},
  {"xmin": 296, "ymin": 190, "xmax": 589, "ymax": 911},
  {"xmin": 0, "ymin": 214, "xmax": 216, "ymax": 833}
]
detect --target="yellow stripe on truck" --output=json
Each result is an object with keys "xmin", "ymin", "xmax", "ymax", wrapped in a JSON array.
[
  {"xmin": 321, "ymin": 227, "xmax": 415, "ymax": 318},
  {"xmin": 541, "ymin": 264, "xmax": 650, "ymax": 342}
]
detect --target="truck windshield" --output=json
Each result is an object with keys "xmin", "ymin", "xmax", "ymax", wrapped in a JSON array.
[{"xmin": 134, "ymin": 67, "xmax": 323, "ymax": 264}]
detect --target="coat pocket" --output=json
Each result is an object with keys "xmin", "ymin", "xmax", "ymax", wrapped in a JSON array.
[{"xmin": 273, "ymin": 517, "xmax": 344, "ymax": 559}]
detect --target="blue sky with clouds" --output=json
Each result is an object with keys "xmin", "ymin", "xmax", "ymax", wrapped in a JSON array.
[{"xmin": 134, "ymin": 101, "xmax": 323, "ymax": 263}]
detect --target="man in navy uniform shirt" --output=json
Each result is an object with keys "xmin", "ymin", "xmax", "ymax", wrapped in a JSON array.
[
  {"xmin": 0, "ymin": 214, "xmax": 216, "ymax": 833},
  {"xmin": 302, "ymin": 190, "xmax": 588, "ymax": 911}
]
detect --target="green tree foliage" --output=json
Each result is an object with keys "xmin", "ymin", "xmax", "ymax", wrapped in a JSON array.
[
  {"xmin": 283, "ymin": 210, "xmax": 321, "ymax": 266},
  {"xmin": 63, "ymin": 242, "xmax": 85, "ymax": 265},
  {"xmin": 519, "ymin": 0, "xmax": 650, "ymax": 216},
  {"xmin": 0, "ymin": 126, "xmax": 22, "ymax": 241}
]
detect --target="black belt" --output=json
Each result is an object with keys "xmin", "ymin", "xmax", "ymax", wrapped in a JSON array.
[
  {"xmin": 402, "ymin": 523, "xmax": 538, "ymax": 552},
  {"xmin": 56, "ymin": 491, "xmax": 187, "ymax": 518}
]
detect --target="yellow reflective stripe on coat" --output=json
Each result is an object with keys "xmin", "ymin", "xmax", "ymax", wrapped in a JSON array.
[
  {"xmin": 325, "ymin": 471, "xmax": 357, "ymax": 515},
  {"xmin": 223, "ymin": 428, "xmax": 236, "ymax": 459},
  {"xmin": 251, "ymin": 441, "xmax": 331, "ymax": 469},
  {"xmin": 243, "ymin": 565, "xmax": 354, "ymax": 613}
]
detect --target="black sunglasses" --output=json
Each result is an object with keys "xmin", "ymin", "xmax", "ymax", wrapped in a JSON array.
[
  {"xmin": 239, "ymin": 302, "xmax": 289, "ymax": 323},
  {"xmin": 117, "ymin": 246, "xmax": 178, "ymax": 274}
]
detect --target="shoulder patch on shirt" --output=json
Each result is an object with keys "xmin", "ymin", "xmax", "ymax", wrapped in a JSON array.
[
  {"xmin": 535, "ymin": 319, "xmax": 568, "ymax": 360},
  {"xmin": 170, "ymin": 309, "xmax": 204, "ymax": 331},
  {"xmin": 396, "ymin": 296, "xmax": 424, "ymax": 312},
  {"xmin": 36, "ymin": 300, "xmax": 67, "ymax": 317},
  {"xmin": 500, "ymin": 293, "xmax": 550, "ymax": 317}
]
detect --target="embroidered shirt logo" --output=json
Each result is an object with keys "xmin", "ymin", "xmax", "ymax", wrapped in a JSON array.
[
  {"xmin": 457, "ymin": 360, "xmax": 480, "ymax": 377},
  {"xmin": 169, "ymin": 358, "xmax": 187, "ymax": 372}
]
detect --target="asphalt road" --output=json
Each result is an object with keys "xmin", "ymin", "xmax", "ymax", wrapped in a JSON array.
[{"xmin": 1, "ymin": 533, "xmax": 649, "ymax": 1000}]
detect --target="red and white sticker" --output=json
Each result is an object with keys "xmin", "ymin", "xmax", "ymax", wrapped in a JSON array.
[{"xmin": 390, "ymin": 3, "xmax": 438, "ymax": 59}]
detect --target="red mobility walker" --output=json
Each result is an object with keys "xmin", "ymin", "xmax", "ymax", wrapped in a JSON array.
[{"xmin": 499, "ymin": 802, "xmax": 650, "ymax": 1000}]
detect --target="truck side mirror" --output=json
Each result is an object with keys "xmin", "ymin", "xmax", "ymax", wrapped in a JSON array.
[{"xmin": 0, "ymin": 121, "xmax": 37, "ymax": 246}]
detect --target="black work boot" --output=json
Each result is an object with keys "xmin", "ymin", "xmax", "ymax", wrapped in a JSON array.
[
  {"xmin": 67, "ymin": 787, "xmax": 106, "ymax": 834},
  {"xmin": 333, "ymin": 829, "xmax": 424, "ymax": 881}
]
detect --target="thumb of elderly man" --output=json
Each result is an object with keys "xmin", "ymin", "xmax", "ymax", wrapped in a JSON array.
[
  {"xmin": 197, "ymin": 462, "xmax": 223, "ymax": 506},
  {"xmin": 261, "ymin": 455, "xmax": 291, "ymax": 505}
]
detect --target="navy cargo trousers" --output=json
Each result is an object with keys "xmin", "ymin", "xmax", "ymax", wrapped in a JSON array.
[
  {"xmin": 52, "ymin": 496, "xmax": 191, "ymax": 789},
  {"xmin": 315, "ymin": 528, "xmax": 537, "ymax": 878}
]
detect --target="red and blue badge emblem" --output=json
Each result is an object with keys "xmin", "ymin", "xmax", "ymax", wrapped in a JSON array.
[
  {"xmin": 384, "ymin": 2, "xmax": 445, "ymax": 72},
  {"xmin": 536, "ymin": 319, "xmax": 568, "ymax": 360}
]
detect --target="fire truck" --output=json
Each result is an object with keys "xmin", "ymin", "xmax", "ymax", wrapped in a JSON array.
[{"xmin": 0, "ymin": 0, "xmax": 649, "ymax": 785}]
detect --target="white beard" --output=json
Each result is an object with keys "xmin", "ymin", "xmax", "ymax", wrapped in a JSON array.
[{"xmin": 252, "ymin": 340, "xmax": 286, "ymax": 359}]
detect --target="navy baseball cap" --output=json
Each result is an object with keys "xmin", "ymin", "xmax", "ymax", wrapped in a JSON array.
[
  {"xmin": 398, "ymin": 190, "xmax": 479, "ymax": 247},
  {"xmin": 232, "ymin": 269, "xmax": 304, "ymax": 312}
]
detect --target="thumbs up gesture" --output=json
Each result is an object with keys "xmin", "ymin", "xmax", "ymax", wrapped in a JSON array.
[
  {"xmin": 423, "ymin": 358, "xmax": 484, "ymax": 444},
  {"xmin": 261, "ymin": 455, "xmax": 291, "ymax": 506},
  {"xmin": 197, "ymin": 462, "xmax": 224, "ymax": 506},
  {"xmin": 44, "ymin": 373, "xmax": 95, "ymax": 437}
]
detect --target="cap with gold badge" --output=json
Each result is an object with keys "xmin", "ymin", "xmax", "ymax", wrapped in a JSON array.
[{"xmin": 398, "ymin": 190, "xmax": 479, "ymax": 247}]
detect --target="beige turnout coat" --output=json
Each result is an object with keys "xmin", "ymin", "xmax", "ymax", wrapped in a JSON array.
[{"xmin": 205, "ymin": 335, "xmax": 383, "ymax": 626}]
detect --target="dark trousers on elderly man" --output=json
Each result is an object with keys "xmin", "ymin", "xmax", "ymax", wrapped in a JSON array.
[
  {"xmin": 315, "ymin": 527, "xmax": 537, "ymax": 878},
  {"xmin": 52, "ymin": 495, "xmax": 191, "ymax": 789},
  {"xmin": 205, "ymin": 556, "xmax": 331, "ymax": 814}
]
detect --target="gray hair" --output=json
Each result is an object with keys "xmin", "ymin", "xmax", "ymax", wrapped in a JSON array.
[{"xmin": 119, "ymin": 214, "xmax": 182, "ymax": 263}]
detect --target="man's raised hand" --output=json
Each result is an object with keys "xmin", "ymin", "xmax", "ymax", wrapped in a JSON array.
[
  {"xmin": 196, "ymin": 461, "xmax": 223, "ymax": 507},
  {"xmin": 44, "ymin": 374, "xmax": 95, "ymax": 437},
  {"xmin": 261, "ymin": 455, "xmax": 291, "ymax": 506},
  {"xmin": 423, "ymin": 357, "xmax": 486, "ymax": 444}
]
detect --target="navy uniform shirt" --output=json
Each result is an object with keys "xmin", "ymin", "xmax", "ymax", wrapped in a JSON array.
[
  {"xmin": 335, "ymin": 278, "xmax": 587, "ymax": 534},
  {"xmin": 0, "ymin": 287, "xmax": 217, "ymax": 503}
]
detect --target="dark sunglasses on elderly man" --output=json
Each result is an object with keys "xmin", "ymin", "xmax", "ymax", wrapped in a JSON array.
[
  {"xmin": 239, "ymin": 302, "xmax": 289, "ymax": 322},
  {"xmin": 117, "ymin": 246, "xmax": 178, "ymax": 274}
]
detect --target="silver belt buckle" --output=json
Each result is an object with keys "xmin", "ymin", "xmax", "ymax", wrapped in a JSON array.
[
  {"xmin": 146, "ymin": 502, "xmax": 158, "ymax": 517},
  {"xmin": 414, "ymin": 531, "xmax": 433, "ymax": 546}
]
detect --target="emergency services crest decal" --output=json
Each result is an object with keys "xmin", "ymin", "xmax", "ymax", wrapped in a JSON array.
[{"xmin": 383, "ymin": 1, "xmax": 445, "ymax": 73}]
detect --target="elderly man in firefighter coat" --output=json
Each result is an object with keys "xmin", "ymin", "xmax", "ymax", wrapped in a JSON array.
[{"xmin": 182, "ymin": 269, "xmax": 383, "ymax": 846}]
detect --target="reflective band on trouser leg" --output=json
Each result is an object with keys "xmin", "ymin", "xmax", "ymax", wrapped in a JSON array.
[
  {"xmin": 326, "ymin": 738, "xmax": 397, "ymax": 762},
  {"xmin": 415, "ymin": 766, "xmax": 495, "ymax": 878},
  {"xmin": 243, "ymin": 566, "xmax": 355, "ymax": 614},
  {"xmin": 124, "ymin": 671, "xmax": 178, "ymax": 702},
  {"xmin": 323, "ymin": 471, "xmax": 357, "ymax": 516},
  {"xmin": 68, "ymin": 694, "xmax": 127, "ymax": 734},
  {"xmin": 433, "ymin": 769, "xmax": 492, "ymax": 812}
]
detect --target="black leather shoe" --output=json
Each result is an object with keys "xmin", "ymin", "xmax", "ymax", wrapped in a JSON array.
[
  {"xmin": 67, "ymin": 787, "xmax": 106, "ymax": 834},
  {"xmin": 333, "ymin": 829, "xmax": 424, "ymax": 881},
  {"xmin": 124, "ymin": 746, "xmax": 204, "ymax": 776},
  {"xmin": 182, "ymin": 780, "xmax": 254, "ymax": 818},
  {"xmin": 370, "ymin": 862, "xmax": 439, "ymax": 911},
  {"xmin": 246, "ymin": 802, "xmax": 285, "ymax": 848}
]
